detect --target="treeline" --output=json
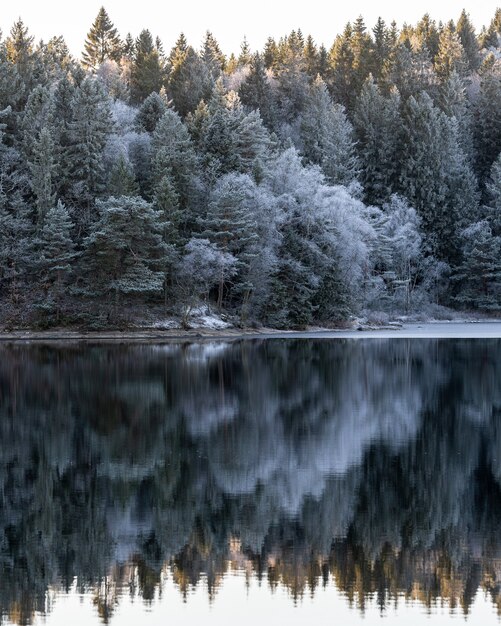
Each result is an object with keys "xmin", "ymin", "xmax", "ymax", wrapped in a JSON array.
[{"xmin": 2, "ymin": 8, "xmax": 501, "ymax": 327}]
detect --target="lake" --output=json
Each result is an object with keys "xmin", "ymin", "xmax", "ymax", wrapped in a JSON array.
[{"xmin": 1, "ymin": 338, "xmax": 501, "ymax": 625}]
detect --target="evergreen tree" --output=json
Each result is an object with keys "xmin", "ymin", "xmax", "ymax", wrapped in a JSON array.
[
  {"xmin": 108, "ymin": 155, "xmax": 139, "ymax": 197},
  {"xmin": 168, "ymin": 35, "xmax": 208, "ymax": 117},
  {"xmin": 301, "ymin": 75, "xmax": 359, "ymax": 187},
  {"xmin": 456, "ymin": 10, "xmax": 480, "ymax": 71},
  {"xmin": 453, "ymin": 221, "xmax": 501, "ymax": 310},
  {"xmin": 475, "ymin": 70, "xmax": 501, "ymax": 187},
  {"xmin": 399, "ymin": 92, "xmax": 478, "ymax": 262},
  {"xmin": 81, "ymin": 7, "xmax": 122, "ymax": 71},
  {"xmin": 485, "ymin": 153, "xmax": 501, "ymax": 234},
  {"xmin": 68, "ymin": 78, "xmax": 112, "ymax": 231},
  {"xmin": 239, "ymin": 53, "xmax": 275, "ymax": 127},
  {"xmin": 130, "ymin": 30, "xmax": 165, "ymax": 105},
  {"xmin": 434, "ymin": 22, "xmax": 468, "ymax": 79},
  {"xmin": 36, "ymin": 199, "xmax": 75, "ymax": 322},
  {"xmin": 354, "ymin": 76, "xmax": 401, "ymax": 205},
  {"xmin": 28, "ymin": 127, "xmax": 57, "ymax": 226},
  {"xmin": 480, "ymin": 8, "xmax": 501, "ymax": 48},
  {"xmin": 200, "ymin": 172, "xmax": 259, "ymax": 308},
  {"xmin": 80, "ymin": 196, "xmax": 166, "ymax": 309},
  {"xmin": 135, "ymin": 91, "xmax": 166, "ymax": 133},
  {"xmin": 152, "ymin": 109, "xmax": 199, "ymax": 216},
  {"xmin": 5, "ymin": 19, "xmax": 34, "ymax": 92}
]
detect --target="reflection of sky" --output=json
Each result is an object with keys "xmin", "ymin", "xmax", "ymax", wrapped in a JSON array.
[{"xmin": 20, "ymin": 576, "xmax": 500, "ymax": 626}]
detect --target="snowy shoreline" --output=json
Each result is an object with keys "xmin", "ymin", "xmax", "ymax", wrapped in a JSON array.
[{"xmin": 2, "ymin": 321, "xmax": 501, "ymax": 342}]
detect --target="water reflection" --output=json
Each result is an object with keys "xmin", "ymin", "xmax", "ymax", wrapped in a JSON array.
[{"xmin": 1, "ymin": 339, "xmax": 501, "ymax": 623}]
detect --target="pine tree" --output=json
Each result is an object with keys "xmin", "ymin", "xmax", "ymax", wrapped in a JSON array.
[
  {"xmin": 108, "ymin": 155, "xmax": 139, "ymax": 197},
  {"xmin": 130, "ymin": 30, "xmax": 165, "ymax": 104},
  {"xmin": 434, "ymin": 22, "xmax": 468, "ymax": 79},
  {"xmin": 68, "ymin": 78, "xmax": 112, "ymax": 231},
  {"xmin": 168, "ymin": 35, "xmax": 208, "ymax": 117},
  {"xmin": 28, "ymin": 127, "xmax": 57, "ymax": 226},
  {"xmin": 354, "ymin": 76, "xmax": 401, "ymax": 205},
  {"xmin": 152, "ymin": 109, "xmax": 199, "ymax": 216},
  {"xmin": 456, "ymin": 10, "xmax": 480, "ymax": 71},
  {"xmin": 5, "ymin": 19, "xmax": 34, "ymax": 92},
  {"xmin": 453, "ymin": 221, "xmax": 501, "ymax": 310},
  {"xmin": 328, "ymin": 24, "xmax": 355, "ymax": 108},
  {"xmin": 486, "ymin": 153, "xmax": 501, "ymax": 234},
  {"xmin": 52, "ymin": 75, "xmax": 75, "ymax": 202},
  {"xmin": 81, "ymin": 7, "xmax": 122, "ymax": 71},
  {"xmin": 81, "ymin": 196, "xmax": 166, "ymax": 310},
  {"xmin": 475, "ymin": 70, "xmax": 501, "ymax": 187},
  {"xmin": 399, "ymin": 92, "xmax": 478, "ymax": 262},
  {"xmin": 201, "ymin": 31, "xmax": 225, "ymax": 81},
  {"xmin": 36, "ymin": 200, "xmax": 75, "ymax": 322},
  {"xmin": 20, "ymin": 84, "xmax": 54, "ymax": 162},
  {"xmin": 415, "ymin": 14, "xmax": 440, "ymax": 58},
  {"xmin": 439, "ymin": 71, "xmax": 475, "ymax": 164},
  {"xmin": 480, "ymin": 8, "xmax": 501, "ymax": 48},
  {"xmin": 200, "ymin": 173, "xmax": 259, "ymax": 308},
  {"xmin": 238, "ymin": 53, "xmax": 275, "ymax": 128},
  {"xmin": 135, "ymin": 91, "xmax": 166, "ymax": 132},
  {"xmin": 238, "ymin": 37, "xmax": 252, "ymax": 66},
  {"xmin": 372, "ymin": 17, "xmax": 393, "ymax": 80},
  {"xmin": 301, "ymin": 75, "xmax": 359, "ymax": 187}
]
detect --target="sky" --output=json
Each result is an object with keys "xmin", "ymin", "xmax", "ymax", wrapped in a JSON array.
[{"xmin": 1, "ymin": 0, "xmax": 500, "ymax": 57}]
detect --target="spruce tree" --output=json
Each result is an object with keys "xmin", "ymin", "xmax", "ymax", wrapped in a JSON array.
[
  {"xmin": 354, "ymin": 76, "xmax": 401, "ymax": 206},
  {"xmin": 130, "ymin": 30, "xmax": 165, "ymax": 104},
  {"xmin": 301, "ymin": 75, "xmax": 359, "ymax": 187},
  {"xmin": 135, "ymin": 91, "xmax": 166, "ymax": 133},
  {"xmin": 68, "ymin": 78, "xmax": 112, "ymax": 231},
  {"xmin": 28, "ymin": 127, "xmax": 57, "ymax": 226},
  {"xmin": 36, "ymin": 200, "xmax": 75, "ymax": 322},
  {"xmin": 81, "ymin": 196, "xmax": 166, "ymax": 310},
  {"xmin": 81, "ymin": 7, "xmax": 122, "ymax": 71},
  {"xmin": 168, "ymin": 35, "xmax": 207, "ymax": 117},
  {"xmin": 453, "ymin": 221, "xmax": 501, "ymax": 310},
  {"xmin": 434, "ymin": 22, "xmax": 468, "ymax": 79},
  {"xmin": 456, "ymin": 10, "xmax": 480, "ymax": 71},
  {"xmin": 108, "ymin": 155, "xmax": 140, "ymax": 197},
  {"xmin": 200, "ymin": 173, "xmax": 259, "ymax": 308},
  {"xmin": 239, "ymin": 53, "xmax": 275, "ymax": 128}
]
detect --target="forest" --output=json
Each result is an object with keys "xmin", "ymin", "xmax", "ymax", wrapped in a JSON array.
[{"xmin": 1, "ymin": 7, "xmax": 501, "ymax": 328}]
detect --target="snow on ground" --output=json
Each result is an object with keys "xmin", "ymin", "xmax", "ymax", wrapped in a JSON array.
[{"xmin": 275, "ymin": 321, "xmax": 501, "ymax": 340}]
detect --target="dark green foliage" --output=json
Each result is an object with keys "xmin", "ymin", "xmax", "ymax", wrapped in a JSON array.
[
  {"xmin": 135, "ymin": 91, "xmax": 166, "ymax": 132},
  {"xmin": 80, "ymin": 195, "xmax": 166, "ymax": 306},
  {"xmin": 81, "ymin": 7, "xmax": 122, "ymax": 71}
]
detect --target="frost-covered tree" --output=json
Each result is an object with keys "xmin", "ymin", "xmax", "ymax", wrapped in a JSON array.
[
  {"xmin": 80, "ymin": 196, "xmax": 166, "ymax": 310},
  {"xmin": 35, "ymin": 200, "xmax": 75, "ymax": 322},
  {"xmin": 152, "ymin": 109, "xmax": 200, "ymax": 215},
  {"xmin": 434, "ymin": 22, "xmax": 468, "ymax": 79},
  {"xmin": 456, "ymin": 10, "xmax": 480, "ymax": 72},
  {"xmin": 108, "ymin": 155, "xmax": 139, "ymax": 197},
  {"xmin": 354, "ymin": 77, "xmax": 401, "ymax": 205},
  {"xmin": 68, "ymin": 78, "xmax": 112, "ymax": 230},
  {"xmin": 238, "ymin": 53, "xmax": 275, "ymax": 128},
  {"xmin": 168, "ymin": 35, "xmax": 208, "ymax": 117},
  {"xmin": 28, "ymin": 127, "xmax": 57, "ymax": 226},
  {"xmin": 300, "ymin": 75, "xmax": 359, "ymax": 187},
  {"xmin": 135, "ymin": 91, "xmax": 166, "ymax": 133},
  {"xmin": 130, "ymin": 30, "xmax": 165, "ymax": 104},
  {"xmin": 453, "ymin": 221, "xmax": 501, "ymax": 310},
  {"xmin": 175, "ymin": 238, "xmax": 237, "ymax": 325},
  {"xmin": 200, "ymin": 173, "xmax": 259, "ymax": 308}
]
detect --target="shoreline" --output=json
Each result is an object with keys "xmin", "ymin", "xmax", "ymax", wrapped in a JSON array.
[{"xmin": 2, "ymin": 320, "xmax": 501, "ymax": 342}]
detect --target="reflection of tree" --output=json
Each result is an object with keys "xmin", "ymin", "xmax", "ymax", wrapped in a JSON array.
[{"xmin": 2, "ymin": 340, "xmax": 501, "ymax": 621}]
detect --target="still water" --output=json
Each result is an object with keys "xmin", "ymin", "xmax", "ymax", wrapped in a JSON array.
[{"xmin": 1, "ymin": 338, "xmax": 501, "ymax": 625}]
